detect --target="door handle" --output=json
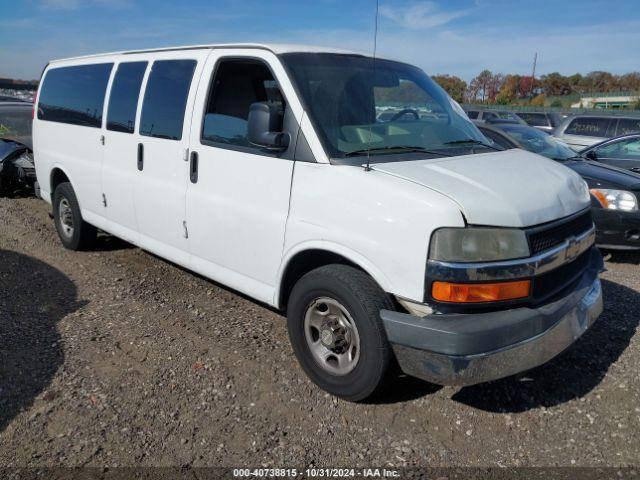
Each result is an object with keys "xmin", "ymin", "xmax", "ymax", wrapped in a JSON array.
[
  {"xmin": 630, "ymin": 167, "xmax": 640, "ymax": 173},
  {"xmin": 137, "ymin": 143, "xmax": 144, "ymax": 171},
  {"xmin": 190, "ymin": 151, "xmax": 198, "ymax": 183}
]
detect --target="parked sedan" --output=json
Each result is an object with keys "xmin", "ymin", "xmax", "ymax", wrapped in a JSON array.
[
  {"xmin": 477, "ymin": 122, "xmax": 640, "ymax": 250},
  {"xmin": 579, "ymin": 134, "xmax": 640, "ymax": 174},
  {"xmin": 554, "ymin": 115, "xmax": 640, "ymax": 151}
]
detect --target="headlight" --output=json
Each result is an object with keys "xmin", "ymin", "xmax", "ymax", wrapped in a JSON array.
[
  {"xmin": 590, "ymin": 189, "xmax": 638, "ymax": 211},
  {"xmin": 429, "ymin": 227, "xmax": 530, "ymax": 262}
]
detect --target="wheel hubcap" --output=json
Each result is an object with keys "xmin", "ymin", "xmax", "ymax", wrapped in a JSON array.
[
  {"xmin": 58, "ymin": 198, "xmax": 74, "ymax": 238},
  {"xmin": 304, "ymin": 297, "xmax": 360, "ymax": 375}
]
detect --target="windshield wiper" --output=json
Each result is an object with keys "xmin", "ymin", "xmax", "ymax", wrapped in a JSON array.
[
  {"xmin": 444, "ymin": 139, "xmax": 501, "ymax": 151},
  {"xmin": 344, "ymin": 146, "xmax": 452, "ymax": 157}
]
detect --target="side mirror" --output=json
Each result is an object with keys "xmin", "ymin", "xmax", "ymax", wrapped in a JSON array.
[
  {"xmin": 247, "ymin": 102, "xmax": 290, "ymax": 151},
  {"xmin": 585, "ymin": 150, "xmax": 598, "ymax": 161}
]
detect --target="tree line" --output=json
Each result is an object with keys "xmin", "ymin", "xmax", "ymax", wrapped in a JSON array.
[{"xmin": 431, "ymin": 71, "xmax": 640, "ymax": 107}]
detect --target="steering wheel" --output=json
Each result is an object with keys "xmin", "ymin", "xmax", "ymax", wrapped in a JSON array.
[{"xmin": 389, "ymin": 108, "xmax": 420, "ymax": 122}]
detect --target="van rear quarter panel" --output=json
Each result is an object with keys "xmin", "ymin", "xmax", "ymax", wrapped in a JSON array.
[
  {"xmin": 34, "ymin": 59, "xmax": 117, "ymax": 213},
  {"xmin": 281, "ymin": 162, "xmax": 465, "ymax": 304}
]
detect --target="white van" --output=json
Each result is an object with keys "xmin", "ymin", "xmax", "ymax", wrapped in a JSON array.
[{"xmin": 33, "ymin": 44, "xmax": 603, "ymax": 401}]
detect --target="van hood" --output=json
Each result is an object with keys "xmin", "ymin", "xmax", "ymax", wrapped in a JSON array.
[{"xmin": 371, "ymin": 149, "xmax": 590, "ymax": 228}]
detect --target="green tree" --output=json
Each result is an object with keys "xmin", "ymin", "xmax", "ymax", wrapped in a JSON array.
[
  {"xmin": 469, "ymin": 70, "xmax": 495, "ymax": 102},
  {"xmin": 540, "ymin": 72, "xmax": 572, "ymax": 96},
  {"xmin": 495, "ymin": 74, "xmax": 521, "ymax": 103},
  {"xmin": 618, "ymin": 72, "xmax": 640, "ymax": 91},
  {"xmin": 431, "ymin": 74, "xmax": 468, "ymax": 103}
]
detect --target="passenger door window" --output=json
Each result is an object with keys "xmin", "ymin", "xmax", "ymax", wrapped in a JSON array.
[
  {"xmin": 201, "ymin": 58, "xmax": 285, "ymax": 151},
  {"xmin": 106, "ymin": 61, "xmax": 147, "ymax": 133},
  {"xmin": 565, "ymin": 117, "xmax": 612, "ymax": 137},
  {"xmin": 140, "ymin": 60, "xmax": 197, "ymax": 140},
  {"xmin": 595, "ymin": 138, "xmax": 640, "ymax": 161}
]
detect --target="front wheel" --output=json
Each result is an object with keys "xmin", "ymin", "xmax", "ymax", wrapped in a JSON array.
[
  {"xmin": 287, "ymin": 264, "xmax": 395, "ymax": 401},
  {"xmin": 52, "ymin": 182, "xmax": 97, "ymax": 250}
]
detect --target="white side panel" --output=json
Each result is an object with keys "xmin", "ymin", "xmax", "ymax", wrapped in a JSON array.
[
  {"xmin": 280, "ymin": 162, "xmax": 465, "ymax": 304},
  {"xmin": 132, "ymin": 50, "xmax": 210, "ymax": 266},
  {"xmin": 33, "ymin": 110, "xmax": 108, "ymax": 215},
  {"xmin": 100, "ymin": 60, "xmax": 151, "ymax": 245}
]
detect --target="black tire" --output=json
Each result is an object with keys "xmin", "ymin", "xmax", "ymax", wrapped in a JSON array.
[
  {"xmin": 287, "ymin": 264, "xmax": 395, "ymax": 401},
  {"xmin": 52, "ymin": 182, "xmax": 97, "ymax": 250}
]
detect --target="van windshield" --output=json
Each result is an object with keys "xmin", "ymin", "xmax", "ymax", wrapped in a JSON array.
[{"xmin": 280, "ymin": 53, "xmax": 487, "ymax": 162}]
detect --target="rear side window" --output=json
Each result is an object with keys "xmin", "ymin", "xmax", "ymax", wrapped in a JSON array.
[
  {"xmin": 201, "ymin": 58, "xmax": 285, "ymax": 150},
  {"xmin": 140, "ymin": 60, "xmax": 197, "ymax": 140},
  {"xmin": 107, "ymin": 62, "xmax": 148, "ymax": 133},
  {"xmin": 565, "ymin": 117, "xmax": 612, "ymax": 137},
  {"xmin": 616, "ymin": 118, "xmax": 640, "ymax": 135},
  {"xmin": 519, "ymin": 113, "xmax": 548, "ymax": 127},
  {"xmin": 466, "ymin": 111, "xmax": 479, "ymax": 119},
  {"xmin": 38, "ymin": 63, "xmax": 113, "ymax": 128}
]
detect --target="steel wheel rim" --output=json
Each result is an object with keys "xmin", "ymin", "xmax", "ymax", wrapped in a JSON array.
[
  {"xmin": 58, "ymin": 198, "xmax": 74, "ymax": 238},
  {"xmin": 303, "ymin": 297, "xmax": 361, "ymax": 376}
]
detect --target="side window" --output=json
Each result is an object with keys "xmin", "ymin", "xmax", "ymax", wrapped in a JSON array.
[
  {"xmin": 596, "ymin": 138, "xmax": 640, "ymax": 160},
  {"xmin": 565, "ymin": 117, "xmax": 612, "ymax": 137},
  {"xmin": 520, "ymin": 113, "xmax": 548, "ymax": 127},
  {"xmin": 140, "ymin": 59, "xmax": 197, "ymax": 140},
  {"xmin": 466, "ymin": 111, "xmax": 478, "ymax": 119},
  {"xmin": 617, "ymin": 119, "xmax": 640, "ymax": 136},
  {"xmin": 201, "ymin": 58, "xmax": 285, "ymax": 150},
  {"xmin": 37, "ymin": 63, "xmax": 113, "ymax": 128},
  {"xmin": 107, "ymin": 62, "xmax": 147, "ymax": 133}
]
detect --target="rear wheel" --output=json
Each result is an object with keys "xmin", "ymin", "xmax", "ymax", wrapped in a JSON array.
[
  {"xmin": 287, "ymin": 264, "xmax": 395, "ymax": 401},
  {"xmin": 52, "ymin": 182, "xmax": 96, "ymax": 250}
]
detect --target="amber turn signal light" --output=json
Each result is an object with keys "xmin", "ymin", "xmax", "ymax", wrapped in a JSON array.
[
  {"xmin": 590, "ymin": 189, "xmax": 609, "ymax": 209},
  {"xmin": 432, "ymin": 280, "xmax": 531, "ymax": 303}
]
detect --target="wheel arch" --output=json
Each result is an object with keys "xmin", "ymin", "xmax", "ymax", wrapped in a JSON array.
[
  {"xmin": 275, "ymin": 243, "xmax": 393, "ymax": 311},
  {"xmin": 49, "ymin": 165, "xmax": 74, "ymax": 202}
]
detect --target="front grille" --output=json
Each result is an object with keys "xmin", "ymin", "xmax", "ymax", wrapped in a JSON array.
[
  {"xmin": 527, "ymin": 211, "xmax": 593, "ymax": 255},
  {"xmin": 532, "ymin": 249, "xmax": 591, "ymax": 303}
]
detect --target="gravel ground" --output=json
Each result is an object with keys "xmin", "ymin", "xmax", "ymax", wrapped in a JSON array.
[{"xmin": 0, "ymin": 195, "xmax": 639, "ymax": 468}]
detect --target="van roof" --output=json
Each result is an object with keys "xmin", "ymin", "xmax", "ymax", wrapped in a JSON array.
[{"xmin": 48, "ymin": 43, "xmax": 371, "ymax": 64}]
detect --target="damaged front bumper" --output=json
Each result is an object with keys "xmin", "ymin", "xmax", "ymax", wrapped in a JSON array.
[{"xmin": 381, "ymin": 248, "xmax": 604, "ymax": 386}]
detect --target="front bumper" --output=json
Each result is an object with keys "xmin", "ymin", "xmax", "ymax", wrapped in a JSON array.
[
  {"xmin": 381, "ymin": 248, "xmax": 603, "ymax": 386},
  {"xmin": 592, "ymin": 208, "xmax": 640, "ymax": 250}
]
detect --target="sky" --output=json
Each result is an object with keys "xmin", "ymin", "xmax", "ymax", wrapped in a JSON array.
[{"xmin": 1, "ymin": 0, "xmax": 639, "ymax": 81}]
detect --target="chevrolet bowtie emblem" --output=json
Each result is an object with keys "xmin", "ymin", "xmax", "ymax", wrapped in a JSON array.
[{"xmin": 565, "ymin": 236, "xmax": 580, "ymax": 262}]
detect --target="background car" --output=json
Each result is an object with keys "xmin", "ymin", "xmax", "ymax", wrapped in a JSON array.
[
  {"xmin": 579, "ymin": 134, "xmax": 640, "ymax": 174},
  {"xmin": 554, "ymin": 115, "xmax": 640, "ymax": 151},
  {"xmin": 477, "ymin": 122, "xmax": 640, "ymax": 251},
  {"xmin": 0, "ymin": 101, "xmax": 35, "ymax": 196},
  {"xmin": 476, "ymin": 122, "xmax": 576, "ymax": 161},
  {"xmin": 517, "ymin": 111, "xmax": 564, "ymax": 134},
  {"xmin": 464, "ymin": 108, "xmax": 527, "ymax": 125}
]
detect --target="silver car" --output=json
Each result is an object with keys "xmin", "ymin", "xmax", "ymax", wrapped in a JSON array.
[{"xmin": 554, "ymin": 115, "xmax": 640, "ymax": 151}]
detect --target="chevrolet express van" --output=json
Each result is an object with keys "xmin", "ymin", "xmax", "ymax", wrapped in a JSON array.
[{"xmin": 33, "ymin": 44, "xmax": 603, "ymax": 401}]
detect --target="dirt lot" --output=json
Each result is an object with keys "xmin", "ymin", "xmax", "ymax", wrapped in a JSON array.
[{"xmin": 1, "ymin": 195, "xmax": 639, "ymax": 468}]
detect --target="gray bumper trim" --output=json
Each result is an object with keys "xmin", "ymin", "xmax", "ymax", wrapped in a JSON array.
[{"xmin": 381, "ymin": 253, "xmax": 604, "ymax": 386}]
